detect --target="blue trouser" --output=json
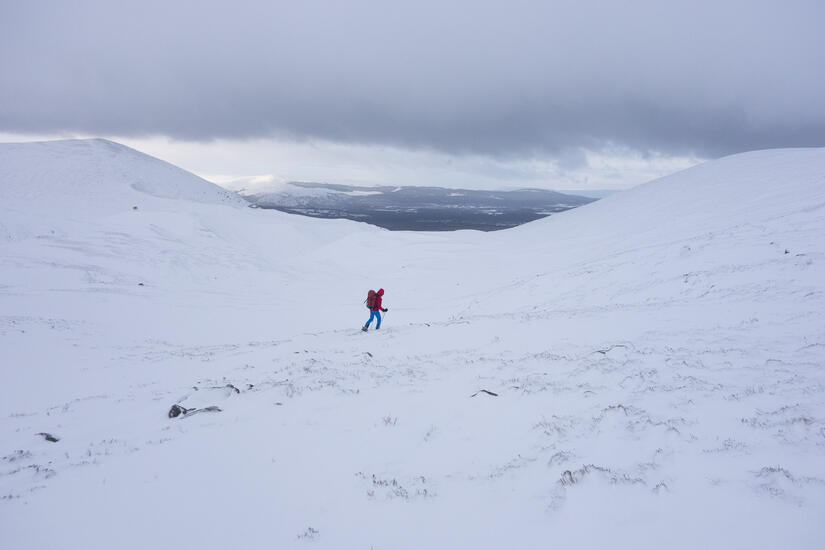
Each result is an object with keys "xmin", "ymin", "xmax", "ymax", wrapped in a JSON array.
[{"xmin": 365, "ymin": 310, "xmax": 382, "ymax": 328}]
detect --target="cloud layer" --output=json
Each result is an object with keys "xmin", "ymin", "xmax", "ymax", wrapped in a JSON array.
[{"xmin": 2, "ymin": 1, "xmax": 824, "ymax": 158}]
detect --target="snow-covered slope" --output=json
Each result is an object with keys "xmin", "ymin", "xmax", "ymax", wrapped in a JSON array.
[
  {"xmin": 0, "ymin": 139, "xmax": 244, "ymax": 242},
  {"xmin": 1, "ymin": 141, "xmax": 824, "ymax": 549}
]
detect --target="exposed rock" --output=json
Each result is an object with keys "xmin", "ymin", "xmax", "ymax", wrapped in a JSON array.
[{"xmin": 168, "ymin": 404, "xmax": 222, "ymax": 419}]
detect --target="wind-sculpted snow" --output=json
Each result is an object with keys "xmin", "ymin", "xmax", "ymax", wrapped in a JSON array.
[{"xmin": 1, "ymin": 141, "xmax": 824, "ymax": 548}]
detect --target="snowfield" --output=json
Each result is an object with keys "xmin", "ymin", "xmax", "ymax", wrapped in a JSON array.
[{"xmin": 1, "ymin": 139, "xmax": 824, "ymax": 549}]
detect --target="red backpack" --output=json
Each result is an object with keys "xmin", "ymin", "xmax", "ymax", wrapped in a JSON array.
[{"xmin": 365, "ymin": 290, "xmax": 377, "ymax": 309}]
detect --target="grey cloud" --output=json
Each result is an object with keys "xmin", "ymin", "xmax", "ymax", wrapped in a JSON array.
[{"xmin": 2, "ymin": 0, "xmax": 824, "ymax": 158}]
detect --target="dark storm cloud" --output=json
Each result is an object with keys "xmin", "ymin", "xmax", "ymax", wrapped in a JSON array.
[{"xmin": 2, "ymin": 0, "xmax": 824, "ymax": 157}]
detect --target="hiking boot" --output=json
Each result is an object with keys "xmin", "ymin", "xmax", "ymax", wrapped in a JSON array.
[{"xmin": 361, "ymin": 326, "xmax": 368, "ymax": 332}]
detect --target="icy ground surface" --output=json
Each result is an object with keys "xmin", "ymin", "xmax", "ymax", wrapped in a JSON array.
[{"xmin": 1, "ymin": 140, "xmax": 824, "ymax": 549}]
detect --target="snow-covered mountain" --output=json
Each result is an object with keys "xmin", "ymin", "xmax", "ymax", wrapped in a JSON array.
[
  {"xmin": 1, "ymin": 139, "xmax": 824, "ymax": 549},
  {"xmin": 0, "ymin": 138, "xmax": 244, "ymax": 241}
]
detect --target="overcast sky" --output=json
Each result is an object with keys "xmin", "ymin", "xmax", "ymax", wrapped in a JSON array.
[{"xmin": 2, "ymin": 1, "xmax": 824, "ymax": 190}]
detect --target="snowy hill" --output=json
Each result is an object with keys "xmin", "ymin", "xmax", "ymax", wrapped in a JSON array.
[
  {"xmin": 0, "ymin": 139, "xmax": 244, "ymax": 242},
  {"xmin": 1, "ymin": 140, "xmax": 824, "ymax": 549}
]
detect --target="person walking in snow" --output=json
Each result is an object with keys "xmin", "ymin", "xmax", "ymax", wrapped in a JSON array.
[{"xmin": 362, "ymin": 288, "xmax": 388, "ymax": 331}]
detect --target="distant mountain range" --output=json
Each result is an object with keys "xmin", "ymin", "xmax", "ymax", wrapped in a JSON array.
[
  {"xmin": 230, "ymin": 181, "xmax": 597, "ymax": 231},
  {"xmin": 557, "ymin": 189, "xmax": 620, "ymax": 199}
]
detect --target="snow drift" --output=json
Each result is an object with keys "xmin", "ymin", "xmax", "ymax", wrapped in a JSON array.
[{"xmin": 1, "ymin": 140, "xmax": 824, "ymax": 549}]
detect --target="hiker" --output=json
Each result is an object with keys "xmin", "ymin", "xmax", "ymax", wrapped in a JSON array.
[{"xmin": 363, "ymin": 288, "xmax": 388, "ymax": 331}]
